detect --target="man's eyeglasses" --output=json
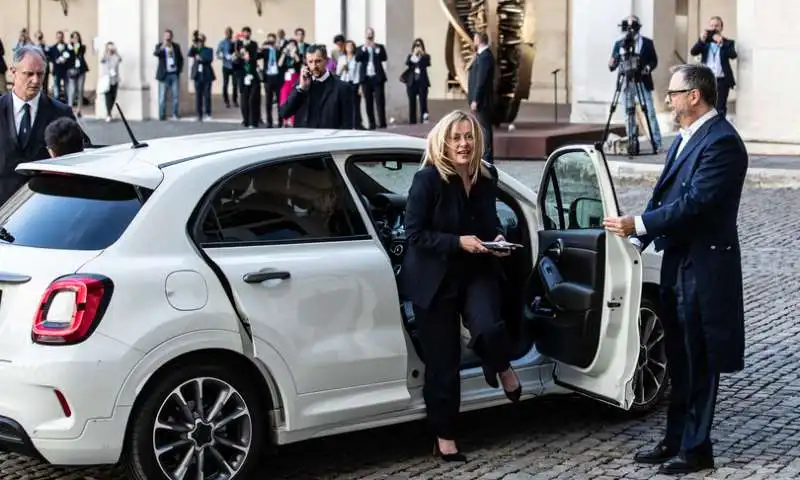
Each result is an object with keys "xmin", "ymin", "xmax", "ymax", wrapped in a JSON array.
[{"xmin": 665, "ymin": 88, "xmax": 694, "ymax": 98}]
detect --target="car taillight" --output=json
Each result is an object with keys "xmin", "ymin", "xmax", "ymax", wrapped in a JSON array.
[{"xmin": 31, "ymin": 274, "xmax": 114, "ymax": 345}]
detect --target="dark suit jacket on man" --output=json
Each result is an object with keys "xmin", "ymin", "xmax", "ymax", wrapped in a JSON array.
[
  {"xmin": 467, "ymin": 48, "xmax": 494, "ymax": 112},
  {"xmin": 400, "ymin": 163, "xmax": 503, "ymax": 310},
  {"xmin": 636, "ymin": 113, "xmax": 747, "ymax": 373},
  {"xmin": 0, "ymin": 94, "xmax": 83, "ymax": 205},
  {"xmin": 279, "ymin": 74, "xmax": 354, "ymax": 129},
  {"xmin": 153, "ymin": 42, "xmax": 184, "ymax": 81},
  {"xmin": 690, "ymin": 38, "xmax": 737, "ymax": 87},
  {"xmin": 609, "ymin": 36, "xmax": 658, "ymax": 91},
  {"xmin": 355, "ymin": 44, "xmax": 388, "ymax": 83}
]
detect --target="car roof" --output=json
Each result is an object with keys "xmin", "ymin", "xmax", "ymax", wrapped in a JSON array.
[{"xmin": 16, "ymin": 129, "xmax": 424, "ymax": 189}]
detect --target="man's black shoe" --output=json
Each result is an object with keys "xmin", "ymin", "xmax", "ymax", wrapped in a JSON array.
[
  {"xmin": 658, "ymin": 455, "xmax": 714, "ymax": 475},
  {"xmin": 633, "ymin": 442, "xmax": 678, "ymax": 464}
]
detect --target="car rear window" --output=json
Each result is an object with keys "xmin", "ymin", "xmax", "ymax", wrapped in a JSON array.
[{"xmin": 0, "ymin": 174, "xmax": 152, "ymax": 251}]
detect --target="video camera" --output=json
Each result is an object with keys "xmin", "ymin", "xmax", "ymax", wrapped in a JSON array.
[{"xmin": 617, "ymin": 17, "xmax": 643, "ymax": 79}]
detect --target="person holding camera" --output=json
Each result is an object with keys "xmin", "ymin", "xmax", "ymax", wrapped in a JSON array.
[
  {"xmin": 189, "ymin": 32, "xmax": 215, "ymax": 122},
  {"xmin": 279, "ymin": 44, "xmax": 353, "ymax": 129},
  {"xmin": 153, "ymin": 29, "xmax": 184, "ymax": 121},
  {"xmin": 608, "ymin": 15, "xmax": 663, "ymax": 152},
  {"xmin": 261, "ymin": 33, "xmax": 284, "ymax": 128},
  {"xmin": 235, "ymin": 27, "xmax": 261, "ymax": 128},
  {"xmin": 404, "ymin": 38, "xmax": 431, "ymax": 125},
  {"xmin": 690, "ymin": 16, "xmax": 737, "ymax": 118}
]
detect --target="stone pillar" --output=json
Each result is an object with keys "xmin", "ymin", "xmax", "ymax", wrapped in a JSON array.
[
  {"xmin": 95, "ymin": 0, "xmax": 188, "ymax": 120},
  {"xmin": 346, "ymin": 0, "xmax": 414, "ymax": 125},
  {"xmin": 315, "ymin": 0, "xmax": 344, "ymax": 53},
  {"xmin": 735, "ymin": 0, "xmax": 800, "ymax": 153}
]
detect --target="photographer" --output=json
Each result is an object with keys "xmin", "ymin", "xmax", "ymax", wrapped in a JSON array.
[
  {"xmin": 690, "ymin": 16, "xmax": 737, "ymax": 117},
  {"xmin": 235, "ymin": 27, "xmax": 261, "ymax": 128},
  {"xmin": 608, "ymin": 15, "xmax": 662, "ymax": 152},
  {"xmin": 189, "ymin": 31, "xmax": 215, "ymax": 122}
]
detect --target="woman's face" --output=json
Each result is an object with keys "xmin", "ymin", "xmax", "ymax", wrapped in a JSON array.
[
  {"xmin": 345, "ymin": 42, "xmax": 355, "ymax": 54},
  {"xmin": 446, "ymin": 119, "xmax": 475, "ymax": 167}
]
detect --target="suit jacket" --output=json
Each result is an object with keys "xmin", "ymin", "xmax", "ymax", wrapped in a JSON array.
[
  {"xmin": 0, "ymin": 40, "xmax": 6, "ymax": 74},
  {"xmin": 468, "ymin": 48, "xmax": 494, "ymax": 111},
  {"xmin": 279, "ymin": 75, "xmax": 354, "ymax": 129},
  {"xmin": 188, "ymin": 46, "xmax": 216, "ymax": 83},
  {"xmin": 355, "ymin": 43, "xmax": 388, "ymax": 83},
  {"xmin": 690, "ymin": 38, "xmax": 737, "ymax": 87},
  {"xmin": 0, "ymin": 94, "xmax": 82, "ymax": 204},
  {"xmin": 153, "ymin": 42, "xmax": 184, "ymax": 81},
  {"xmin": 403, "ymin": 53, "xmax": 431, "ymax": 88},
  {"xmin": 400, "ymin": 164, "xmax": 503, "ymax": 310},
  {"xmin": 636, "ymin": 113, "xmax": 747, "ymax": 373},
  {"xmin": 609, "ymin": 36, "xmax": 658, "ymax": 91}
]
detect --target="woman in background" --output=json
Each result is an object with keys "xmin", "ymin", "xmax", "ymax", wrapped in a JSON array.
[
  {"xmin": 336, "ymin": 40, "xmax": 362, "ymax": 129},
  {"xmin": 278, "ymin": 39, "xmax": 301, "ymax": 127},
  {"xmin": 66, "ymin": 31, "xmax": 89, "ymax": 117},
  {"xmin": 404, "ymin": 38, "xmax": 430, "ymax": 124},
  {"xmin": 99, "ymin": 41, "xmax": 122, "ymax": 122}
]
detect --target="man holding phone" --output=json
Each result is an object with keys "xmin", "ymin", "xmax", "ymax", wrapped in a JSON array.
[{"xmin": 279, "ymin": 44, "xmax": 353, "ymax": 129}]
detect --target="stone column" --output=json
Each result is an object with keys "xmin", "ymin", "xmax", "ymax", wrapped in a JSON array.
[
  {"xmin": 735, "ymin": 0, "xmax": 800, "ymax": 154},
  {"xmin": 95, "ymin": 0, "xmax": 188, "ymax": 120},
  {"xmin": 315, "ymin": 0, "xmax": 344, "ymax": 53}
]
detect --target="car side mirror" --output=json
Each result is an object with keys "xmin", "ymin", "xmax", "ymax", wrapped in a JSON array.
[
  {"xmin": 569, "ymin": 197, "xmax": 604, "ymax": 229},
  {"xmin": 382, "ymin": 160, "xmax": 401, "ymax": 171}
]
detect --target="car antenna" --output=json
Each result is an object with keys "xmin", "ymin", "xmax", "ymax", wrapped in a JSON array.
[{"xmin": 115, "ymin": 102, "xmax": 149, "ymax": 149}]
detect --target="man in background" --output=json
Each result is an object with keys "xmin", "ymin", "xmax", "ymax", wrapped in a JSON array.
[
  {"xmin": 468, "ymin": 31, "xmax": 495, "ymax": 163},
  {"xmin": 44, "ymin": 117, "xmax": 84, "ymax": 157},
  {"xmin": 153, "ymin": 29, "xmax": 184, "ymax": 121},
  {"xmin": 690, "ymin": 16, "xmax": 737, "ymax": 118}
]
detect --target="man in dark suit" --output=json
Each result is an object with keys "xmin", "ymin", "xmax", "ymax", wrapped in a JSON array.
[
  {"xmin": 355, "ymin": 28, "xmax": 388, "ymax": 130},
  {"xmin": 0, "ymin": 46, "xmax": 88, "ymax": 205},
  {"xmin": 235, "ymin": 27, "xmax": 261, "ymax": 128},
  {"xmin": 690, "ymin": 16, "xmax": 737, "ymax": 118},
  {"xmin": 468, "ymin": 32, "xmax": 495, "ymax": 163},
  {"xmin": 604, "ymin": 63, "xmax": 748, "ymax": 475},
  {"xmin": 609, "ymin": 15, "xmax": 663, "ymax": 151},
  {"xmin": 279, "ymin": 44, "xmax": 353, "ymax": 129},
  {"xmin": 153, "ymin": 29, "xmax": 184, "ymax": 121},
  {"xmin": 0, "ymin": 39, "xmax": 7, "ymax": 95}
]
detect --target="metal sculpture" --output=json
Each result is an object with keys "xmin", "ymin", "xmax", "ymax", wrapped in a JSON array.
[{"xmin": 440, "ymin": 0, "xmax": 536, "ymax": 125}]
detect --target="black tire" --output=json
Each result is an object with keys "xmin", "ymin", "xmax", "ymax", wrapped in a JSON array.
[
  {"xmin": 123, "ymin": 362, "xmax": 268, "ymax": 480},
  {"xmin": 628, "ymin": 293, "xmax": 670, "ymax": 414}
]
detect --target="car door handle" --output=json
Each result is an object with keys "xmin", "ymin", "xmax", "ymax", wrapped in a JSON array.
[{"xmin": 243, "ymin": 270, "xmax": 291, "ymax": 283}]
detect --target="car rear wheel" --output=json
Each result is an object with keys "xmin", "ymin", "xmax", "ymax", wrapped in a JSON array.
[
  {"xmin": 124, "ymin": 363, "xmax": 267, "ymax": 480},
  {"xmin": 630, "ymin": 294, "xmax": 669, "ymax": 413}
]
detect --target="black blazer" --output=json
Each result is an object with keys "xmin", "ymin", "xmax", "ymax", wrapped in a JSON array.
[
  {"xmin": 400, "ymin": 164, "xmax": 503, "ymax": 310},
  {"xmin": 690, "ymin": 38, "xmax": 737, "ymax": 87},
  {"xmin": 404, "ymin": 53, "xmax": 431, "ymax": 88},
  {"xmin": 0, "ymin": 40, "xmax": 6, "ymax": 74},
  {"xmin": 0, "ymin": 94, "xmax": 86, "ymax": 205},
  {"xmin": 153, "ymin": 42, "xmax": 184, "ymax": 81},
  {"xmin": 355, "ymin": 43, "xmax": 388, "ymax": 83},
  {"xmin": 609, "ymin": 36, "xmax": 658, "ymax": 91},
  {"xmin": 468, "ymin": 48, "xmax": 494, "ymax": 111},
  {"xmin": 279, "ymin": 75, "xmax": 354, "ymax": 129}
]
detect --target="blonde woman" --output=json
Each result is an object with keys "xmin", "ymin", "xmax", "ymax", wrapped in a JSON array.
[{"xmin": 399, "ymin": 110, "xmax": 521, "ymax": 462}]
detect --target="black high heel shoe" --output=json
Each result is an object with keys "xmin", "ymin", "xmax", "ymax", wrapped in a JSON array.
[
  {"xmin": 433, "ymin": 440, "xmax": 467, "ymax": 462},
  {"xmin": 501, "ymin": 368, "xmax": 522, "ymax": 403}
]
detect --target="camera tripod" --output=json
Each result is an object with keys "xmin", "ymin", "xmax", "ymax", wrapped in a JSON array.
[{"xmin": 601, "ymin": 62, "xmax": 658, "ymax": 157}]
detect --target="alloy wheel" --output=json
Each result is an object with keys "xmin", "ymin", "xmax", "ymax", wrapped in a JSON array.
[
  {"xmin": 633, "ymin": 306, "xmax": 668, "ymax": 407},
  {"xmin": 152, "ymin": 377, "xmax": 253, "ymax": 480}
]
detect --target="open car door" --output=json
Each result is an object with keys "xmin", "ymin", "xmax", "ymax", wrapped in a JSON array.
[{"xmin": 532, "ymin": 144, "xmax": 642, "ymax": 409}]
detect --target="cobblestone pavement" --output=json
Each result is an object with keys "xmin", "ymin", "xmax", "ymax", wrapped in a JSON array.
[{"xmin": 2, "ymin": 121, "xmax": 800, "ymax": 479}]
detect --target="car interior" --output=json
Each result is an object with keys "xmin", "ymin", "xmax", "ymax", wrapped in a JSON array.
[{"xmin": 343, "ymin": 150, "xmax": 612, "ymax": 372}]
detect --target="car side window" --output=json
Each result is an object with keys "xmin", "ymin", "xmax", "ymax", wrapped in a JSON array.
[
  {"xmin": 198, "ymin": 156, "xmax": 368, "ymax": 246},
  {"xmin": 540, "ymin": 150, "xmax": 604, "ymax": 230}
]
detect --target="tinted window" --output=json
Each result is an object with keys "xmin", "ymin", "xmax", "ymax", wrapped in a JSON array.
[
  {"xmin": 199, "ymin": 156, "xmax": 368, "ymax": 245},
  {"xmin": 541, "ymin": 150, "xmax": 604, "ymax": 230},
  {"xmin": 0, "ymin": 174, "xmax": 150, "ymax": 250}
]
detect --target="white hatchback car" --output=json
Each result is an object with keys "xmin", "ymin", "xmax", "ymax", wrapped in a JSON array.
[{"xmin": 0, "ymin": 129, "xmax": 667, "ymax": 480}]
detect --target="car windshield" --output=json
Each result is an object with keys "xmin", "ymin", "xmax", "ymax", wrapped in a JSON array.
[{"xmin": 0, "ymin": 174, "xmax": 152, "ymax": 250}]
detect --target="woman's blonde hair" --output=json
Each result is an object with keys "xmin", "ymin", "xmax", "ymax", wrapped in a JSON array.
[{"xmin": 421, "ymin": 110, "xmax": 489, "ymax": 183}]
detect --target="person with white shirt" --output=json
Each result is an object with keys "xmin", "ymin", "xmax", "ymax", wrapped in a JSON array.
[
  {"xmin": 152, "ymin": 29, "xmax": 184, "ymax": 121},
  {"xmin": 690, "ymin": 16, "xmax": 737, "ymax": 118},
  {"xmin": 0, "ymin": 45, "xmax": 87, "ymax": 205},
  {"xmin": 336, "ymin": 40, "xmax": 362, "ymax": 129},
  {"xmin": 355, "ymin": 28, "xmax": 388, "ymax": 130},
  {"xmin": 603, "ymin": 64, "xmax": 748, "ymax": 475}
]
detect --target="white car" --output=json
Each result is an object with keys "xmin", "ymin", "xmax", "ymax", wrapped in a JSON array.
[{"xmin": 0, "ymin": 129, "xmax": 667, "ymax": 480}]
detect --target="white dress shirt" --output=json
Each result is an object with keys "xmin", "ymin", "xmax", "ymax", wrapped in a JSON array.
[
  {"xmin": 632, "ymin": 108, "xmax": 719, "ymax": 243},
  {"xmin": 12, "ymin": 91, "xmax": 41, "ymax": 135}
]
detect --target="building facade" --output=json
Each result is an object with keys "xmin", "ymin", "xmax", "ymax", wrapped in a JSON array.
[{"xmin": 0, "ymin": 0, "xmax": 790, "ymax": 153}]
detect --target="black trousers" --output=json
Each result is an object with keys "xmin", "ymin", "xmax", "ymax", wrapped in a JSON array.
[
  {"xmin": 407, "ymin": 82, "xmax": 429, "ymax": 124},
  {"xmin": 263, "ymin": 75, "xmax": 282, "ymax": 127},
  {"xmin": 104, "ymin": 83, "xmax": 119, "ymax": 117},
  {"xmin": 349, "ymin": 83, "xmax": 363, "ymax": 129},
  {"xmin": 239, "ymin": 75, "xmax": 261, "ymax": 127},
  {"xmin": 661, "ymin": 253, "xmax": 719, "ymax": 459},
  {"xmin": 474, "ymin": 108, "xmax": 494, "ymax": 163},
  {"xmin": 715, "ymin": 79, "xmax": 731, "ymax": 118},
  {"xmin": 222, "ymin": 67, "xmax": 239, "ymax": 106},
  {"xmin": 362, "ymin": 77, "xmax": 386, "ymax": 129},
  {"xmin": 413, "ymin": 271, "xmax": 512, "ymax": 439},
  {"xmin": 194, "ymin": 80, "xmax": 211, "ymax": 118}
]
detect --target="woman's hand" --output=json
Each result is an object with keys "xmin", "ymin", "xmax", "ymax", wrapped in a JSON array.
[{"xmin": 459, "ymin": 235, "xmax": 488, "ymax": 254}]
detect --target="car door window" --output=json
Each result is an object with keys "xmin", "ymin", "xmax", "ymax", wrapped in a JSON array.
[
  {"xmin": 540, "ymin": 150, "xmax": 604, "ymax": 230},
  {"xmin": 197, "ymin": 156, "xmax": 368, "ymax": 246}
]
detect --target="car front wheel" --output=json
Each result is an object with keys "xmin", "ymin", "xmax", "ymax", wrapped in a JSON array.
[
  {"xmin": 124, "ymin": 363, "xmax": 267, "ymax": 480},
  {"xmin": 630, "ymin": 294, "xmax": 669, "ymax": 413}
]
